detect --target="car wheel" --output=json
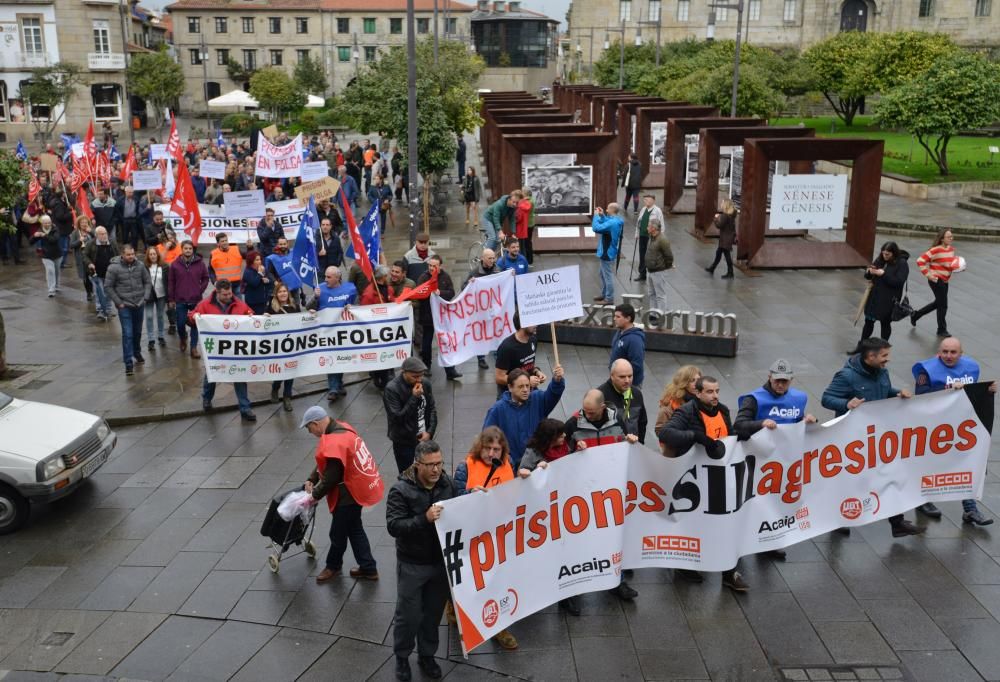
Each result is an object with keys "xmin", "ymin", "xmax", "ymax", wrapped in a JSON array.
[{"xmin": 0, "ymin": 483, "xmax": 29, "ymax": 535}]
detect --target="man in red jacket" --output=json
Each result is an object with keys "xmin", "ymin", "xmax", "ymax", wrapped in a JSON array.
[{"xmin": 190, "ymin": 279, "xmax": 256, "ymax": 421}]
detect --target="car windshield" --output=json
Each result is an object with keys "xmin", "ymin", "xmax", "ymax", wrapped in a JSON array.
[{"xmin": 0, "ymin": 392, "xmax": 10, "ymax": 409}]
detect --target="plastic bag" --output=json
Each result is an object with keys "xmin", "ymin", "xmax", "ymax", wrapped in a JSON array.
[{"xmin": 277, "ymin": 490, "xmax": 314, "ymax": 522}]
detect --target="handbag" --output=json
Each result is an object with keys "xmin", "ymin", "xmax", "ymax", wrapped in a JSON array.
[{"xmin": 891, "ymin": 281, "xmax": 914, "ymax": 322}]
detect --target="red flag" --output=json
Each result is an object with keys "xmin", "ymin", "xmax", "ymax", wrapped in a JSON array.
[
  {"xmin": 68, "ymin": 170, "xmax": 85, "ymax": 194},
  {"xmin": 76, "ymin": 189, "xmax": 94, "ymax": 220},
  {"xmin": 97, "ymin": 151, "xmax": 111, "ymax": 187},
  {"xmin": 82, "ymin": 120, "xmax": 97, "ymax": 183},
  {"xmin": 339, "ymin": 192, "xmax": 374, "ymax": 284},
  {"xmin": 53, "ymin": 158, "xmax": 68, "ymax": 187},
  {"xmin": 120, "ymin": 146, "xmax": 137, "ymax": 181},
  {"xmin": 166, "ymin": 115, "xmax": 183, "ymax": 162},
  {"xmin": 394, "ymin": 272, "xmax": 439, "ymax": 302},
  {"xmin": 27, "ymin": 168, "xmax": 41, "ymax": 203},
  {"xmin": 171, "ymin": 160, "xmax": 202, "ymax": 244}
]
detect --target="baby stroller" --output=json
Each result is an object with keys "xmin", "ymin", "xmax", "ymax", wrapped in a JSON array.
[{"xmin": 260, "ymin": 487, "xmax": 318, "ymax": 573}]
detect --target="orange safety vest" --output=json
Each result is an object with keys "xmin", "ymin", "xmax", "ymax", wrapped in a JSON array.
[
  {"xmin": 315, "ymin": 423, "xmax": 385, "ymax": 512},
  {"xmin": 158, "ymin": 242, "xmax": 182, "ymax": 264},
  {"xmin": 464, "ymin": 454, "xmax": 514, "ymax": 491},
  {"xmin": 211, "ymin": 247, "xmax": 244, "ymax": 282},
  {"xmin": 699, "ymin": 410, "xmax": 729, "ymax": 440}
]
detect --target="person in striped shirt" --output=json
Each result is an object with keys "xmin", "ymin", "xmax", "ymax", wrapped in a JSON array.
[{"xmin": 911, "ymin": 229, "xmax": 958, "ymax": 337}]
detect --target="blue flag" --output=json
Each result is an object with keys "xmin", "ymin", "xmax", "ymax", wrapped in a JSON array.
[
  {"xmin": 15, "ymin": 140, "xmax": 27, "ymax": 161},
  {"xmin": 344, "ymin": 201, "xmax": 381, "ymax": 270},
  {"xmin": 216, "ymin": 129, "xmax": 225, "ymax": 149},
  {"xmin": 109, "ymin": 144, "xmax": 121, "ymax": 161},
  {"xmin": 291, "ymin": 195, "xmax": 321, "ymax": 288},
  {"xmin": 60, "ymin": 133, "xmax": 80, "ymax": 161}
]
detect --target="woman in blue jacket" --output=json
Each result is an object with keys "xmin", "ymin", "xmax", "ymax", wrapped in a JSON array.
[{"xmin": 483, "ymin": 364, "xmax": 565, "ymax": 467}]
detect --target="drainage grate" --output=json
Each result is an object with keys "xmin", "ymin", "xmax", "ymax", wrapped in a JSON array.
[
  {"xmin": 40, "ymin": 631, "xmax": 74, "ymax": 646},
  {"xmin": 0, "ymin": 364, "xmax": 59, "ymax": 390},
  {"xmin": 779, "ymin": 666, "xmax": 909, "ymax": 681},
  {"xmin": 18, "ymin": 379, "xmax": 52, "ymax": 391}
]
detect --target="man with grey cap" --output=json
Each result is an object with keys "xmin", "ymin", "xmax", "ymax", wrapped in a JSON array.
[{"xmin": 383, "ymin": 356, "xmax": 438, "ymax": 473}]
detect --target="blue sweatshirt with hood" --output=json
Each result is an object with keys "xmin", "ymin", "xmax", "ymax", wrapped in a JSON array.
[{"xmin": 482, "ymin": 377, "xmax": 565, "ymax": 467}]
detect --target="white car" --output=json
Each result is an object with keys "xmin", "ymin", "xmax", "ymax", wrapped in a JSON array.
[{"xmin": 0, "ymin": 390, "xmax": 116, "ymax": 534}]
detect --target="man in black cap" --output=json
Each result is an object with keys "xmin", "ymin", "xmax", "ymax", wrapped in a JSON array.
[{"xmin": 383, "ymin": 357, "xmax": 438, "ymax": 473}]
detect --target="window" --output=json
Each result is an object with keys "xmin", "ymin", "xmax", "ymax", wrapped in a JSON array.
[
  {"xmin": 242, "ymin": 49, "xmax": 256, "ymax": 70},
  {"xmin": 91, "ymin": 83, "xmax": 122, "ymax": 121},
  {"xmin": 217, "ymin": 48, "xmax": 229, "ymax": 65},
  {"xmin": 783, "ymin": 0, "xmax": 796, "ymax": 20},
  {"xmin": 446, "ymin": 17, "xmax": 457, "ymax": 33},
  {"xmin": 0, "ymin": 83, "xmax": 7, "ymax": 121},
  {"xmin": 188, "ymin": 16, "xmax": 200, "ymax": 33},
  {"xmin": 269, "ymin": 17, "xmax": 281, "ymax": 33},
  {"xmin": 390, "ymin": 17, "xmax": 403, "ymax": 33},
  {"xmin": 297, "ymin": 49, "xmax": 309, "ymax": 63},
  {"xmin": 215, "ymin": 17, "xmax": 227, "ymax": 32},
  {"xmin": 20, "ymin": 17, "xmax": 43, "ymax": 55},
  {"xmin": 975, "ymin": 0, "xmax": 991, "ymax": 16},
  {"xmin": 417, "ymin": 18, "xmax": 429, "ymax": 33},
  {"xmin": 472, "ymin": 18, "xmax": 554, "ymax": 67},
  {"xmin": 748, "ymin": 0, "xmax": 761, "ymax": 20},
  {"xmin": 676, "ymin": 0, "xmax": 689, "ymax": 21},
  {"xmin": 715, "ymin": 6, "xmax": 728, "ymax": 21},
  {"xmin": 270, "ymin": 49, "xmax": 282, "ymax": 65},
  {"xmin": 296, "ymin": 17, "xmax": 308, "ymax": 33},
  {"xmin": 337, "ymin": 46, "xmax": 351, "ymax": 61},
  {"xmin": 918, "ymin": 0, "xmax": 933, "ymax": 16},
  {"xmin": 619, "ymin": 0, "xmax": 631, "ymax": 21},
  {"xmin": 205, "ymin": 81, "xmax": 221, "ymax": 100},
  {"xmin": 364, "ymin": 46, "xmax": 376, "ymax": 61},
  {"xmin": 190, "ymin": 48, "xmax": 203, "ymax": 65},
  {"xmin": 363, "ymin": 17, "xmax": 376, "ymax": 33},
  {"xmin": 19, "ymin": 79, "xmax": 48, "ymax": 121},
  {"xmin": 648, "ymin": 0, "xmax": 661, "ymax": 22},
  {"xmin": 93, "ymin": 20, "xmax": 111, "ymax": 54},
  {"xmin": 337, "ymin": 18, "xmax": 350, "ymax": 33},
  {"xmin": 242, "ymin": 17, "xmax": 254, "ymax": 33}
]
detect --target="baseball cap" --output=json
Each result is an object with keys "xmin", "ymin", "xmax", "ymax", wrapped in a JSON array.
[
  {"xmin": 769, "ymin": 359, "xmax": 794, "ymax": 380},
  {"xmin": 299, "ymin": 405, "xmax": 328, "ymax": 429},
  {"xmin": 402, "ymin": 357, "xmax": 427, "ymax": 373}
]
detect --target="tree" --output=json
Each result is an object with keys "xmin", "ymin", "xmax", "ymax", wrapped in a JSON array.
[
  {"xmin": 875, "ymin": 51, "xmax": 1000, "ymax": 176},
  {"xmin": 226, "ymin": 57, "xmax": 255, "ymax": 84},
  {"xmin": 127, "ymin": 49, "xmax": 184, "ymax": 128},
  {"xmin": 803, "ymin": 31, "xmax": 877, "ymax": 126},
  {"xmin": 17, "ymin": 62, "xmax": 85, "ymax": 146},
  {"xmin": 687, "ymin": 64, "xmax": 785, "ymax": 118},
  {"xmin": 249, "ymin": 68, "xmax": 306, "ymax": 121},
  {"xmin": 293, "ymin": 53, "xmax": 327, "ymax": 95},
  {"xmin": 859, "ymin": 32, "xmax": 957, "ymax": 94}
]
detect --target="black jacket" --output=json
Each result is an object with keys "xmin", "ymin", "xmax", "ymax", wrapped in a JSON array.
[
  {"xmin": 658, "ymin": 398, "xmax": 733, "ymax": 457},
  {"xmin": 598, "ymin": 380, "xmax": 648, "ymax": 444},
  {"xmin": 386, "ymin": 468, "xmax": 457, "ymax": 565},
  {"xmin": 864, "ymin": 251, "xmax": 910, "ymax": 321},
  {"xmin": 416, "ymin": 268, "xmax": 454, "ymax": 324},
  {"xmin": 383, "ymin": 374, "xmax": 437, "ymax": 445}
]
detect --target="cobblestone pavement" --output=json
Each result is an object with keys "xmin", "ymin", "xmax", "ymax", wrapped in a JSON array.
[{"xmin": 2, "ymin": 134, "xmax": 1000, "ymax": 681}]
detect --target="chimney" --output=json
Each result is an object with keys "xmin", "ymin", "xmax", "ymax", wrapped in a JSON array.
[
  {"xmin": 508, "ymin": 0, "xmax": 520, "ymax": 10},
  {"xmin": 477, "ymin": 0, "xmax": 488, "ymax": 9},
  {"xmin": 494, "ymin": 1, "xmax": 506, "ymax": 12}
]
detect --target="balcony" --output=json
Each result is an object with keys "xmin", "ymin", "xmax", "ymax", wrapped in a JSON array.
[
  {"xmin": 87, "ymin": 52, "xmax": 126, "ymax": 70},
  {"xmin": 4, "ymin": 52, "xmax": 51, "ymax": 69}
]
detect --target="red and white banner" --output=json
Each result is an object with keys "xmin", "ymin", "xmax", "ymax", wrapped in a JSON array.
[
  {"xmin": 429, "ymin": 270, "xmax": 516, "ymax": 367},
  {"xmin": 255, "ymin": 132, "xmax": 303, "ymax": 178},
  {"xmin": 435, "ymin": 388, "xmax": 993, "ymax": 654}
]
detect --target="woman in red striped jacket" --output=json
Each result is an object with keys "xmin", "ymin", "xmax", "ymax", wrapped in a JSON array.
[{"xmin": 911, "ymin": 229, "xmax": 958, "ymax": 337}]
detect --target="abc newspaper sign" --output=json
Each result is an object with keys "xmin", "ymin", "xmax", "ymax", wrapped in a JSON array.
[
  {"xmin": 435, "ymin": 389, "xmax": 991, "ymax": 655},
  {"xmin": 194, "ymin": 303, "xmax": 413, "ymax": 382}
]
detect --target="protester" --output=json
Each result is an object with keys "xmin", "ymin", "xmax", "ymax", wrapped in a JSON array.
[
  {"xmin": 519, "ymin": 187, "xmax": 536, "ymax": 264},
  {"xmin": 316, "ymin": 217, "xmax": 343, "ymax": 273},
  {"xmin": 645, "ymin": 218, "xmax": 673, "ymax": 311},
  {"xmin": 35, "ymin": 215, "xmax": 62, "ymax": 297},
  {"xmin": 119, "ymin": 186, "xmax": 145, "ymax": 250},
  {"xmin": 241, "ymin": 252, "xmax": 271, "ymax": 314},
  {"xmin": 482, "ymin": 191, "xmax": 522, "ymax": 251},
  {"xmin": 456, "ymin": 135, "xmax": 467, "ymax": 180},
  {"xmin": 300, "ymin": 406, "xmax": 381, "ymax": 585},
  {"xmin": 208, "ymin": 232, "xmax": 245, "ymax": 288},
  {"xmin": 466, "ymin": 248, "xmax": 500, "ymax": 370},
  {"xmin": 493, "ymin": 315, "xmax": 545, "ymax": 399},
  {"xmin": 256, "ymin": 207, "xmax": 281, "ymax": 258},
  {"xmin": 84, "ymin": 226, "xmax": 118, "ymax": 320},
  {"xmin": 610, "ymin": 303, "xmax": 645, "ymax": 387},
  {"xmin": 496, "ymin": 237, "xmax": 529, "ymax": 275},
  {"xmin": 591, "ymin": 203, "xmax": 623, "ymax": 304},
  {"xmin": 368, "ymin": 175, "xmax": 394, "ymax": 232},
  {"xmin": 821, "ymin": 337, "xmax": 921, "ymax": 537},
  {"xmin": 105, "ymin": 244, "xmax": 151, "ymax": 377},
  {"xmin": 157, "ymin": 227, "xmax": 182, "ymax": 266},
  {"xmin": 168, "ymin": 239, "xmax": 209, "ymax": 358},
  {"xmin": 483, "ymin": 365, "xmax": 565, "ymax": 467},
  {"xmin": 599, "ymin": 359, "xmax": 648, "ymax": 443},
  {"xmin": 143, "ymin": 209, "xmax": 166, "ymax": 247},
  {"xmin": 192, "ymin": 280, "xmax": 256, "ymax": 420},
  {"xmin": 706, "ymin": 199, "xmax": 737, "ymax": 279},
  {"xmin": 267, "ymin": 283, "xmax": 299, "ymax": 412},
  {"xmin": 90, "ymin": 188, "xmax": 118, "ymax": 243},
  {"xmin": 46, "ymin": 193, "xmax": 72, "ymax": 266},
  {"xmin": 386, "ymin": 440, "xmax": 456, "ymax": 682},
  {"xmin": 310, "ymin": 266, "xmax": 357, "ymax": 401},
  {"xmin": 860, "ymin": 241, "xmax": 909, "ymax": 342},
  {"xmin": 621, "ymin": 153, "xmax": 642, "ymax": 215},
  {"xmin": 69, "ymin": 215, "xmax": 94, "ymax": 302},
  {"xmin": 912, "ymin": 336, "xmax": 995, "ymax": 525},
  {"xmin": 383, "ymin": 357, "xmax": 437, "ymax": 473},
  {"xmin": 143, "ymin": 246, "xmax": 168, "ymax": 352},
  {"xmin": 337, "ymin": 165, "xmax": 359, "ymax": 210},
  {"xmin": 911, "ymin": 229, "xmax": 958, "ymax": 338},
  {"xmin": 462, "ymin": 167, "xmax": 482, "ymax": 227},
  {"xmin": 659, "ymin": 376, "xmax": 747, "ymax": 590},
  {"xmin": 265, "ymin": 236, "xmax": 304, "ymax": 304},
  {"xmin": 388, "ymin": 260, "xmax": 415, "ymax": 298},
  {"xmin": 634, "ymin": 194, "xmax": 664, "ymax": 282},
  {"xmin": 360, "ymin": 265, "xmax": 391, "ymax": 305},
  {"xmin": 402, "ymin": 233, "xmax": 435, "ymax": 283},
  {"xmin": 416, "ymin": 256, "xmax": 461, "ymax": 380}
]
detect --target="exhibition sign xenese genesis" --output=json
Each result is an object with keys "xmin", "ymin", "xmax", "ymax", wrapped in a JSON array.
[
  {"xmin": 524, "ymin": 166, "xmax": 593, "ymax": 216},
  {"xmin": 769, "ymin": 174, "xmax": 849, "ymax": 230}
]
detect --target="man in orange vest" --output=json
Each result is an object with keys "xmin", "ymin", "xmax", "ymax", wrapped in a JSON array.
[
  {"xmin": 301, "ymin": 405, "xmax": 384, "ymax": 584},
  {"xmin": 208, "ymin": 232, "xmax": 245, "ymax": 296}
]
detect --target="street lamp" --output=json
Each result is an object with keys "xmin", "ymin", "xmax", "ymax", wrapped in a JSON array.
[
  {"xmin": 637, "ymin": 0, "xmax": 662, "ymax": 66},
  {"xmin": 603, "ymin": 16, "xmax": 626, "ymax": 90},
  {"xmin": 352, "ymin": 34, "xmax": 360, "ymax": 78},
  {"xmin": 199, "ymin": 34, "xmax": 210, "ymax": 131},
  {"xmin": 706, "ymin": 0, "xmax": 743, "ymax": 118}
]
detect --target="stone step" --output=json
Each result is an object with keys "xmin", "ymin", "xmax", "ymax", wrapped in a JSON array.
[
  {"xmin": 968, "ymin": 194, "xmax": 1000, "ymax": 210},
  {"xmin": 982, "ymin": 189, "xmax": 1000, "ymax": 201},
  {"xmin": 956, "ymin": 200, "xmax": 1000, "ymax": 220}
]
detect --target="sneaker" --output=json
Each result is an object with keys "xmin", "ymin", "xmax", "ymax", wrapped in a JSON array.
[
  {"xmin": 558, "ymin": 596, "xmax": 581, "ymax": 616},
  {"xmin": 417, "ymin": 656, "xmax": 442, "ymax": 679},
  {"xmin": 891, "ymin": 519, "xmax": 925, "ymax": 537},
  {"xmin": 125, "ymin": 365, "xmax": 134, "ymax": 377},
  {"xmin": 675, "ymin": 568, "xmax": 704, "ymax": 583},
  {"xmin": 917, "ymin": 502, "xmax": 942, "ymax": 519},
  {"xmin": 158, "ymin": 338, "xmax": 166, "ymax": 346},
  {"xmin": 270, "ymin": 386, "xmax": 280, "ymax": 403},
  {"xmin": 610, "ymin": 581, "xmax": 638, "ymax": 601},
  {"xmin": 349, "ymin": 567, "xmax": 379, "ymax": 580},
  {"xmin": 477, "ymin": 357, "xmax": 489, "ymax": 370},
  {"xmin": 723, "ymin": 571, "xmax": 750, "ymax": 592},
  {"xmin": 97, "ymin": 314, "xmax": 108, "ymax": 322},
  {"xmin": 963, "ymin": 509, "xmax": 994, "ymax": 526},
  {"xmin": 134, "ymin": 354, "xmax": 145, "ymax": 364},
  {"xmin": 148, "ymin": 341, "xmax": 155, "ymax": 352},
  {"xmin": 283, "ymin": 397, "xmax": 293, "ymax": 412},
  {"xmin": 395, "ymin": 656, "xmax": 412, "ymax": 681},
  {"xmin": 240, "ymin": 411, "xmax": 257, "ymax": 423},
  {"xmin": 494, "ymin": 629, "xmax": 518, "ymax": 650}
]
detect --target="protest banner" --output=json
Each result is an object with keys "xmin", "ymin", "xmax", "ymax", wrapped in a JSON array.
[
  {"xmin": 132, "ymin": 170, "xmax": 163, "ymax": 191},
  {"xmin": 295, "ymin": 176, "xmax": 341, "ymax": 202},
  {"xmin": 39, "ymin": 153, "xmax": 58, "ymax": 173},
  {"xmin": 194, "ymin": 303, "xmax": 414, "ymax": 382},
  {"xmin": 515, "ymin": 266, "xmax": 584, "ymax": 327},
  {"xmin": 255, "ymin": 132, "xmax": 303, "ymax": 178},
  {"xmin": 262, "ymin": 124, "xmax": 279, "ymax": 139},
  {"xmin": 301, "ymin": 161, "xmax": 330, "ymax": 182},
  {"xmin": 200, "ymin": 159, "xmax": 226, "ymax": 179},
  {"xmin": 435, "ymin": 388, "xmax": 993, "ymax": 655},
  {"xmin": 150, "ymin": 143, "xmax": 168, "ymax": 160},
  {"xmin": 157, "ymin": 198, "xmax": 305, "ymax": 243},
  {"xmin": 223, "ymin": 190, "xmax": 266, "ymax": 219},
  {"xmin": 430, "ymin": 270, "xmax": 516, "ymax": 367}
]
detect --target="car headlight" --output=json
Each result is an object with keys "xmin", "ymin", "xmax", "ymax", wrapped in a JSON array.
[
  {"xmin": 97, "ymin": 421, "xmax": 110, "ymax": 441},
  {"xmin": 41, "ymin": 456, "xmax": 66, "ymax": 480}
]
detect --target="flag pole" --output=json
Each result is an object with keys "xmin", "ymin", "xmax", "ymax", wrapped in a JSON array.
[{"xmin": 549, "ymin": 321, "xmax": 561, "ymax": 366}]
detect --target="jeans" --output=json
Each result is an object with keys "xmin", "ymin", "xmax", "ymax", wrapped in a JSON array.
[
  {"xmin": 913, "ymin": 279, "xmax": 949, "ymax": 334},
  {"xmin": 599, "ymin": 258, "xmax": 614, "ymax": 301},
  {"xmin": 393, "ymin": 561, "xmax": 450, "ymax": 658},
  {"xmin": 145, "ymin": 296, "xmax": 166, "ymax": 342},
  {"xmin": 480, "ymin": 213, "xmax": 500, "ymax": 250},
  {"xmin": 42, "ymin": 258, "xmax": 59, "ymax": 294},
  {"xmin": 637, "ymin": 235, "xmax": 649, "ymax": 277},
  {"xmin": 118, "ymin": 305, "xmax": 145, "ymax": 366},
  {"xmin": 392, "ymin": 442, "xmax": 417, "ymax": 473},
  {"xmin": 709, "ymin": 247, "xmax": 733, "ymax": 275},
  {"xmin": 647, "ymin": 269, "xmax": 670, "ymax": 311},
  {"xmin": 326, "ymin": 503, "xmax": 377, "ymax": 572},
  {"xmin": 58, "ymin": 235, "xmax": 69, "ymax": 267},
  {"xmin": 202, "ymin": 375, "xmax": 251, "ymax": 413},
  {"xmin": 327, "ymin": 373, "xmax": 344, "ymax": 394},
  {"xmin": 91, "ymin": 276, "xmax": 112, "ymax": 315},
  {"xmin": 272, "ymin": 378, "xmax": 294, "ymax": 397},
  {"xmin": 175, "ymin": 302, "xmax": 199, "ymax": 348}
]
